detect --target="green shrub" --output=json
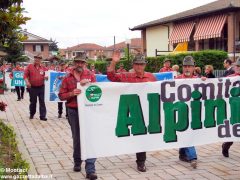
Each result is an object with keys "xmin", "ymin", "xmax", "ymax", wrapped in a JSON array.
[
  {"xmin": 146, "ymin": 50, "xmax": 227, "ymax": 73},
  {"xmin": 0, "ymin": 120, "xmax": 29, "ymax": 179},
  {"xmin": 86, "ymin": 50, "xmax": 228, "ymax": 74}
]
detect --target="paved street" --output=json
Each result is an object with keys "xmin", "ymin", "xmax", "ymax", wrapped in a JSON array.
[{"xmin": 0, "ymin": 91, "xmax": 240, "ymax": 180}]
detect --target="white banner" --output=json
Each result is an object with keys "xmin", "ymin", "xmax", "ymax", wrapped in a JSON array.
[{"xmin": 78, "ymin": 77, "xmax": 240, "ymax": 160}]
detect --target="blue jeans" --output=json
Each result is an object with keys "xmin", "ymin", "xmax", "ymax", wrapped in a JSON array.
[
  {"xmin": 179, "ymin": 146, "xmax": 197, "ymax": 161},
  {"xmin": 68, "ymin": 107, "xmax": 96, "ymax": 174}
]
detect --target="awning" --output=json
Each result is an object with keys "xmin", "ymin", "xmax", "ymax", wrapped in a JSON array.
[
  {"xmin": 194, "ymin": 14, "xmax": 227, "ymax": 40},
  {"xmin": 169, "ymin": 21, "xmax": 195, "ymax": 44}
]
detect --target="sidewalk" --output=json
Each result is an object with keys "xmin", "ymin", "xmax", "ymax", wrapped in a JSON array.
[{"xmin": 0, "ymin": 91, "xmax": 239, "ymax": 180}]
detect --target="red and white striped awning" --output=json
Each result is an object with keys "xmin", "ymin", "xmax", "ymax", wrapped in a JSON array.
[
  {"xmin": 169, "ymin": 21, "xmax": 195, "ymax": 44},
  {"xmin": 194, "ymin": 14, "xmax": 227, "ymax": 40}
]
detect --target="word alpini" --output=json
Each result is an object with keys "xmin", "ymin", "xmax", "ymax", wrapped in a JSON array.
[{"xmin": 115, "ymin": 79, "xmax": 240, "ymax": 143}]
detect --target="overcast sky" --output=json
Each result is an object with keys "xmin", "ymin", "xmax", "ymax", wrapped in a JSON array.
[{"xmin": 22, "ymin": 0, "xmax": 216, "ymax": 49}]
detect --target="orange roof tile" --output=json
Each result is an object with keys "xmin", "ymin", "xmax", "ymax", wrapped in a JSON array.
[
  {"xmin": 107, "ymin": 38, "xmax": 142, "ymax": 50},
  {"xmin": 66, "ymin": 43, "xmax": 105, "ymax": 51}
]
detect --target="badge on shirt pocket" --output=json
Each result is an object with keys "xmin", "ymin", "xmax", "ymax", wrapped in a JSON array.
[{"xmin": 40, "ymin": 71, "xmax": 44, "ymax": 75}]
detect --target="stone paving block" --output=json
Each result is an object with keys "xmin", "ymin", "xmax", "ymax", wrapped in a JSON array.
[
  {"xmin": 67, "ymin": 172, "xmax": 85, "ymax": 180},
  {"xmin": 175, "ymin": 174, "xmax": 205, "ymax": 179},
  {"xmin": 206, "ymin": 167, "xmax": 229, "ymax": 176},
  {"xmin": 164, "ymin": 168, "xmax": 183, "ymax": 176},
  {"xmin": 112, "ymin": 172, "xmax": 130, "ymax": 179},
  {"xmin": 43, "ymin": 153, "xmax": 56, "ymax": 159},
  {"xmin": 56, "ymin": 176, "xmax": 72, "ymax": 180},
  {"xmin": 154, "ymin": 171, "xmax": 176, "ymax": 180},
  {"xmin": 32, "ymin": 156, "xmax": 45, "ymax": 163},
  {"xmin": 201, "ymin": 172, "xmax": 224, "ymax": 180},
  {"xmin": 222, "ymin": 175, "xmax": 240, "ymax": 180},
  {"xmin": 36, "ymin": 167, "xmax": 52, "ymax": 175},
  {"xmin": 48, "ymin": 163, "xmax": 63, "ymax": 171},
  {"xmin": 52, "ymin": 173, "xmax": 69, "ymax": 179},
  {"xmin": 121, "ymin": 167, "xmax": 141, "ymax": 175}
]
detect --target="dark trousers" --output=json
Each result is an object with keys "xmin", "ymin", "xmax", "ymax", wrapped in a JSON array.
[
  {"xmin": 58, "ymin": 102, "xmax": 68, "ymax": 116},
  {"xmin": 136, "ymin": 152, "xmax": 146, "ymax": 165},
  {"xmin": 15, "ymin": 86, "xmax": 24, "ymax": 99},
  {"xmin": 223, "ymin": 142, "xmax": 233, "ymax": 150},
  {"xmin": 29, "ymin": 86, "xmax": 46, "ymax": 118},
  {"xmin": 68, "ymin": 107, "xmax": 96, "ymax": 174}
]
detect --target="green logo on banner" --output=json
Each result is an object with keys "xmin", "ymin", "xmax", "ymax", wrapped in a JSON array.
[{"xmin": 86, "ymin": 85, "xmax": 102, "ymax": 102}]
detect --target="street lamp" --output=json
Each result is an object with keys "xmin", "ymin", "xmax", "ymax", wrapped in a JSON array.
[{"xmin": 125, "ymin": 39, "xmax": 131, "ymax": 61}]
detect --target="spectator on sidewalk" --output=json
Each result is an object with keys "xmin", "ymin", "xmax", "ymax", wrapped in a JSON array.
[
  {"xmin": 116, "ymin": 63, "xmax": 127, "ymax": 73},
  {"xmin": 172, "ymin": 64, "xmax": 180, "ymax": 77},
  {"xmin": 194, "ymin": 66, "xmax": 202, "ymax": 77},
  {"xmin": 223, "ymin": 58, "xmax": 235, "ymax": 77},
  {"xmin": 90, "ymin": 64, "xmax": 101, "ymax": 74},
  {"xmin": 222, "ymin": 57, "xmax": 240, "ymax": 158},
  {"xmin": 204, "ymin": 65, "xmax": 215, "ymax": 78},
  {"xmin": 159, "ymin": 58, "xmax": 173, "ymax": 72}
]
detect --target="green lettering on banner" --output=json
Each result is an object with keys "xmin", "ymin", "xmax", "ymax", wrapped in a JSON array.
[
  {"xmin": 229, "ymin": 87, "xmax": 240, "ymax": 125},
  {"xmin": 204, "ymin": 99, "xmax": 226, "ymax": 127},
  {"xmin": 147, "ymin": 93, "xmax": 161, "ymax": 133},
  {"xmin": 115, "ymin": 94, "xmax": 147, "ymax": 137},
  {"xmin": 163, "ymin": 102, "xmax": 188, "ymax": 142},
  {"xmin": 191, "ymin": 91, "xmax": 202, "ymax": 129}
]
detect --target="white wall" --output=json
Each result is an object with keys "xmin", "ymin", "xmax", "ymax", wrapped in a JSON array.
[{"xmin": 146, "ymin": 25, "xmax": 169, "ymax": 57}]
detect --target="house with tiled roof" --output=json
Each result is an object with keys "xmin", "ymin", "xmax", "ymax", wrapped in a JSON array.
[
  {"xmin": 59, "ymin": 49, "xmax": 66, "ymax": 58},
  {"xmin": 131, "ymin": 0, "xmax": 240, "ymax": 59},
  {"xmin": 65, "ymin": 38, "xmax": 142, "ymax": 60},
  {"xmin": 106, "ymin": 38, "xmax": 142, "ymax": 57},
  {"xmin": 65, "ymin": 43, "xmax": 105, "ymax": 60},
  {"xmin": 21, "ymin": 29, "xmax": 53, "ymax": 61}
]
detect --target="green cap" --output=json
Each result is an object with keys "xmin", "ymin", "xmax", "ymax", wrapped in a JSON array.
[
  {"xmin": 133, "ymin": 54, "xmax": 147, "ymax": 64},
  {"xmin": 74, "ymin": 53, "xmax": 87, "ymax": 62},
  {"xmin": 183, "ymin": 56, "xmax": 195, "ymax": 66}
]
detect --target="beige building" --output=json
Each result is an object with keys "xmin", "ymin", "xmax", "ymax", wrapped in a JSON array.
[{"xmin": 131, "ymin": 0, "xmax": 240, "ymax": 59}]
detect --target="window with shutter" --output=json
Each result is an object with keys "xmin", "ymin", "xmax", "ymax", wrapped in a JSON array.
[{"xmin": 35, "ymin": 45, "xmax": 41, "ymax": 52}]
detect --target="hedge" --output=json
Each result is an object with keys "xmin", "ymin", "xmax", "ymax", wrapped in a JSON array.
[
  {"xmin": 86, "ymin": 50, "xmax": 228, "ymax": 74},
  {"xmin": 0, "ymin": 120, "xmax": 29, "ymax": 179}
]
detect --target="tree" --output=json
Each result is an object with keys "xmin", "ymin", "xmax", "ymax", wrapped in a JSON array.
[
  {"xmin": 2, "ymin": 36, "xmax": 28, "ymax": 64},
  {"xmin": 0, "ymin": 0, "xmax": 30, "ymax": 63},
  {"xmin": 49, "ymin": 38, "xmax": 59, "ymax": 52}
]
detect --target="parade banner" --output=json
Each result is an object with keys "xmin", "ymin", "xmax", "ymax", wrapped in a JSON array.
[
  {"xmin": 45, "ymin": 71, "xmax": 66, "ymax": 102},
  {"xmin": 78, "ymin": 76, "xmax": 240, "ymax": 160},
  {"xmin": 153, "ymin": 72, "xmax": 174, "ymax": 81},
  {"xmin": 11, "ymin": 71, "xmax": 25, "ymax": 87},
  {"xmin": 95, "ymin": 72, "xmax": 174, "ymax": 82},
  {"xmin": 95, "ymin": 74, "xmax": 110, "ymax": 82}
]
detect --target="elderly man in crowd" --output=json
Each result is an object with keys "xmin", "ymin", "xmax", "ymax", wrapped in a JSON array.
[
  {"xmin": 175, "ymin": 56, "xmax": 198, "ymax": 169},
  {"xmin": 107, "ymin": 51, "xmax": 156, "ymax": 172},
  {"xmin": 59, "ymin": 54, "xmax": 97, "ymax": 180},
  {"xmin": 24, "ymin": 54, "xmax": 47, "ymax": 121}
]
